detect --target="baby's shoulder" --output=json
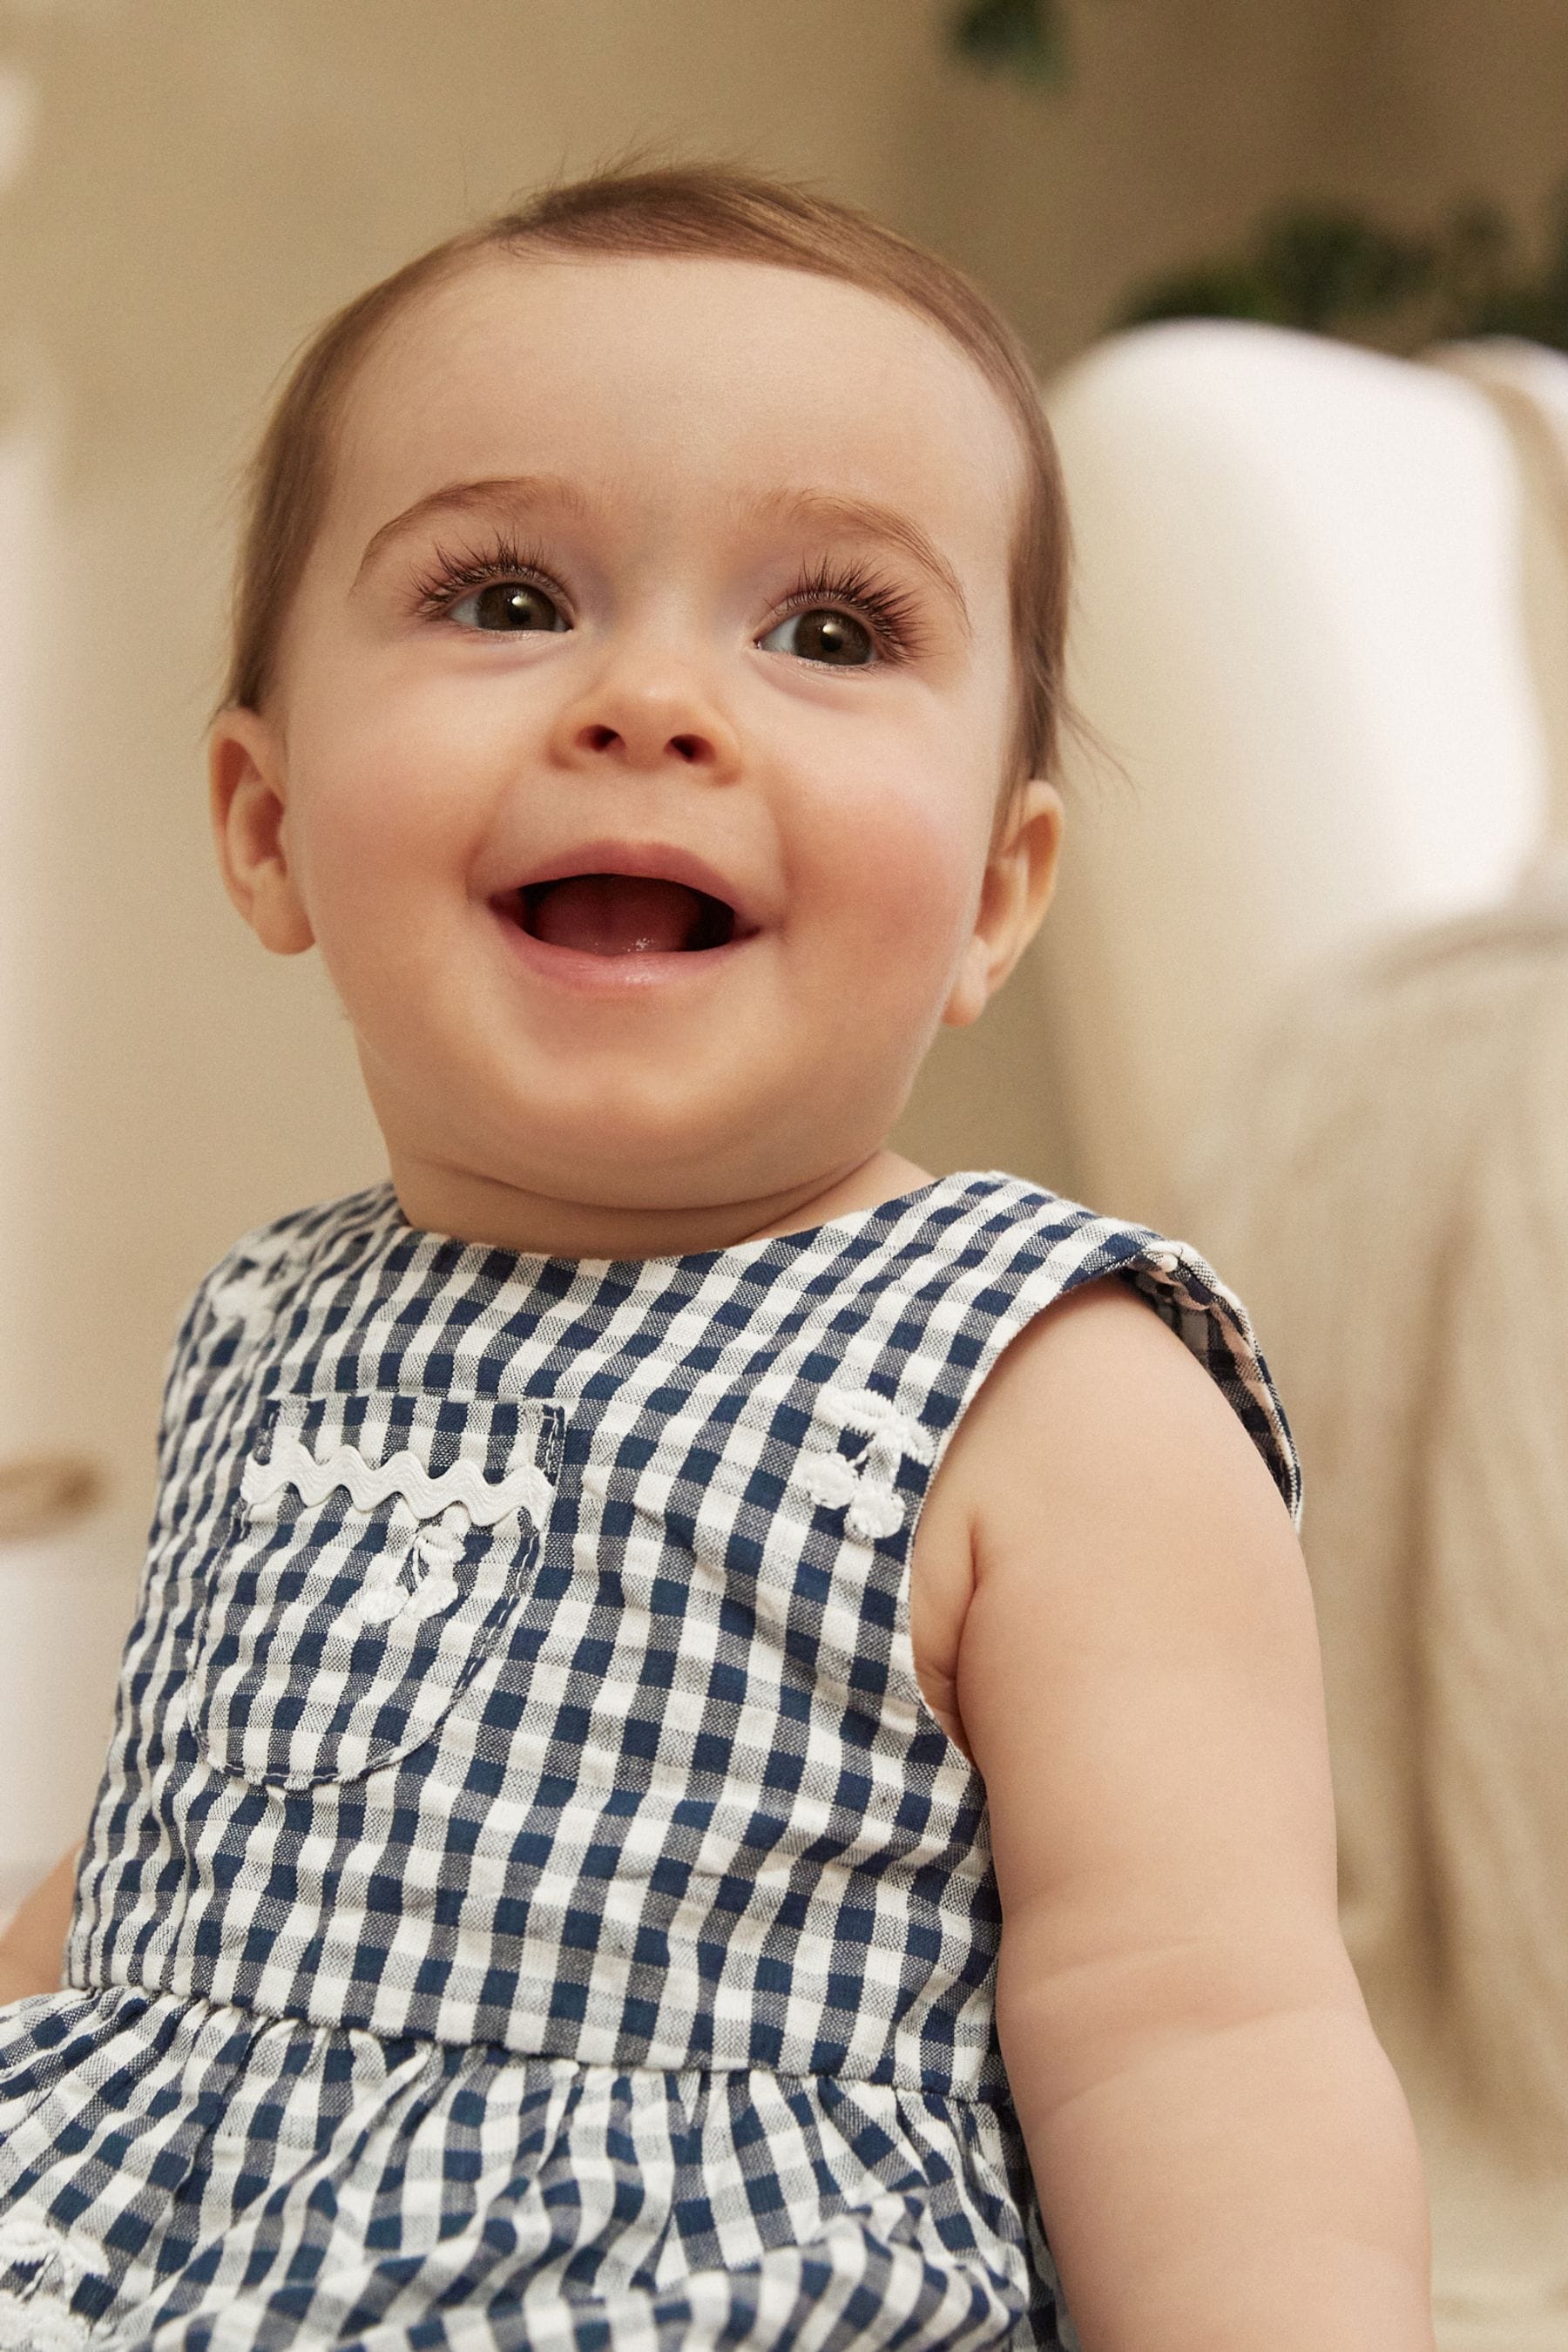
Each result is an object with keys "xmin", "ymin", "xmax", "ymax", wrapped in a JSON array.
[
  {"xmin": 933, "ymin": 1268, "xmax": 1278, "ymax": 1537},
  {"xmin": 909, "ymin": 1176, "xmax": 1300, "ymax": 1530},
  {"xmin": 904, "ymin": 1181, "xmax": 1301, "ymax": 1745},
  {"xmin": 157, "ymin": 1185, "xmax": 395, "ymax": 1430}
]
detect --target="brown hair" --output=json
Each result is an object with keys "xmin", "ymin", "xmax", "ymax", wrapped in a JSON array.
[{"xmin": 224, "ymin": 162, "xmax": 1070, "ymax": 787}]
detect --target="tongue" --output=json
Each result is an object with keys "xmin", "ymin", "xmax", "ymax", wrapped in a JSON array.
[{"xmin": 526, "ymin": 874, "xmax": 713, "ymax": 956}]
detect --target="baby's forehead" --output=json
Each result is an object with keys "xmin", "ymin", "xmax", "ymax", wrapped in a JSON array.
[
  {"xmin": 375, "ymin": 245, "xmax": 1002, "ymax": 387},
  {"xmin": 331, "ymin": 250, "xmax": 1027, "ymax": 564}
]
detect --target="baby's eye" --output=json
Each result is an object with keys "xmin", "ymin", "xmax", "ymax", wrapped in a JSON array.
[
  {"xmin": 449, "ymin": 580, "xmax": 569, "ymax": 633},
  {"xmin": 759, "ymin": 607, "xmax": 875, "ymax": 667}
]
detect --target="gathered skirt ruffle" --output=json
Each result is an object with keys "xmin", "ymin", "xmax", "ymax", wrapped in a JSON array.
[{"xmin": 0, "ymin": 1990, "xmax": 1062, "ymax": 2350}]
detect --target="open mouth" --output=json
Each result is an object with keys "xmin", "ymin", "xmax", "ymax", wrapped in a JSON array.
[{"xmin": 514, "ymin": 874, "xmax": 738, "ymax": 957}]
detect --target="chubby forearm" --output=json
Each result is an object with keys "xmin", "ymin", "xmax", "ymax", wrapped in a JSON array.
[
  {"xmin": 951, "ymin": 1281, "xmax": 1436, "ymax": 2343},
  {"xmin": 1003, "ymin": 1981, "xmax": 1433, "ymax": 2352}
]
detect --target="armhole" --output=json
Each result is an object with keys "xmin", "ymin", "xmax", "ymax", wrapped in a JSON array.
[
  {"xmin": 917, "ymin": 1210, "xmax": 1302, "ymax": 1538},
  {"xmin": 1074, "ymin": 1240, "xmax": 1302, "ymax": 1531},
  {"xmin": 888, "ymin": 1206, "xmax": 1296, "ymax": 1790}
]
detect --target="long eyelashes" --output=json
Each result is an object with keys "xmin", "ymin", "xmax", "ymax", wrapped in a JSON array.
[
  {"xmin": 408, "ymin": 534, "xmax": 565, "ymax": 620},
  {"xmin": 405, "ymin": 535, "xmax": 924, "ymax": 661},
  {"xmin": 769, "ymin": 559, "xmax": 924, "ymax": 663}
]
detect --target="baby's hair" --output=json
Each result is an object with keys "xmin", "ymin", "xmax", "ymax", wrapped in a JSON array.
[{"xmin": 224, "ymin": 160, "xmax": 1071, "ymax": 791}]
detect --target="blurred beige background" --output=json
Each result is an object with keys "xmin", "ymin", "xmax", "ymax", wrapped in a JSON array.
[{"xmin": 4, "ymin": 0, "xmax": 1568, "ymax": 1523}]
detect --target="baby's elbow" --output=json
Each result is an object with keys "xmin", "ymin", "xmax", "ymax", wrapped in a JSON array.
[{"xmin": 994, "ymin": 1914, "xmax": 1368, "ymax": 2136}]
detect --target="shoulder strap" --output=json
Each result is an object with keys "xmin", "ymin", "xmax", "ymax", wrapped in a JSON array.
[
  {"xmin": 894, "ymin": 1175, "xmax": 1301, "ymax": 1528},
  {"xmin": 154, "ymin": 1186, "xmax": 394, "ymax": 1470}
]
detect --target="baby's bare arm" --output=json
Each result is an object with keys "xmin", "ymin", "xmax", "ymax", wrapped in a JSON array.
[
  {"xmin": 950, "ymin": 1281, "xmax": 1433, "ymax": 2352},
  {"xmin": 0, "ymin": 1847, "xmax": 78, "ymax": 2005}
]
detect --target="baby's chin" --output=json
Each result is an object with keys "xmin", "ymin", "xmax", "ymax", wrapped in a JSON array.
[
  {"xmin": 351, "ymin": 1002, "xmax": 920, "ymax": 1253},
  {"xmin": 376, "ymin": 1118, "xmax": 908, "ymax": 1261}
]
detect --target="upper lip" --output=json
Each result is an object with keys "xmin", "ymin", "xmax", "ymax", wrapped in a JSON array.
[{"xmin": 501, "ymin": 840, "xmax": 760, "ymax": 932}]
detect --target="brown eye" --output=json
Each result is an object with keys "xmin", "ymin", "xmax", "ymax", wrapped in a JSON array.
[
  {"xmin": 761, "ymin": 607, "xmax": 875, "ymax": 666},
  {"xmin": 453, "ymin": 580, "xmax": 567, "ymax": 633}
]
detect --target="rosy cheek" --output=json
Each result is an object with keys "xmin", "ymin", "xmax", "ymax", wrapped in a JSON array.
[
  {"xmin": 283, "ymin": 771, "xmax": 419, "ymax": 964},
  {"xmin": 814, "ymin": 773, "xmax": 985, "ymax": 957},
  {"xmin": 298, "ymin": 710, "xmax": 447, "ymax": 856}
]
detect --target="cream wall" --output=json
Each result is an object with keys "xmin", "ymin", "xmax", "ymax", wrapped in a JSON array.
[{"xmin": 4, "ymin": 0, "xmax": 1568, "ymax": 1523}]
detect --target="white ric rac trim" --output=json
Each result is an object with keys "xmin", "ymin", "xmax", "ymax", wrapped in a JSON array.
[{"xmin": 242, "ymin": 1431, "xmax": 553, "ymax": 1529}]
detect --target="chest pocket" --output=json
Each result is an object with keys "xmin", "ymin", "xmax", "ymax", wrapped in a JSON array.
[{"xmin": 191, "ymin": 1387, "xmax": 564, "ymax": 1788}]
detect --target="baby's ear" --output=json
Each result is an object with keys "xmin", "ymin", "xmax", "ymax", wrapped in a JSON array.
[
  {"xmin": 942, "ymin": 778, "xmax": 1064, "ymax": 1028},
  {"xmin": 208, "ymin": 708, "xmax": 314, "ymax": 956}
]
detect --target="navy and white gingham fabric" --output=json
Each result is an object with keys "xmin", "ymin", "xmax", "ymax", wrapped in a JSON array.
[{"xmin": 0, "ymin": 1173, "xmax": 1299, "ymax": 2350}]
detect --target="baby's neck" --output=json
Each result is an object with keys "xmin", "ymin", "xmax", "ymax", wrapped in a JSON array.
[{"xmin": 384, "ymin": 1149, "xmax": 936, "ymax": 1263}]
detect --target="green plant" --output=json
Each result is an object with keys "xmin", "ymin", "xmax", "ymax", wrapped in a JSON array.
[
  {"xmin": 948, "ymin": 0, "xmax": 1071, "ymax": 85},
  {"xmin": 943, "ymin": 2, "xmax": 1568, "ymax": 353},
  {"xmin": 1119, "ymin": 195, "xmax": 1568, "ymax": 354}
]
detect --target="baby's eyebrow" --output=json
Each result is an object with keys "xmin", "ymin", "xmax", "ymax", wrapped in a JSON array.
[
  {"xmin": 753, "ymin": 489, "xmax": 972, "ymax": 637},
  {"xmin": 352, "ymin": 475, "xmax": 589, "ymax": 585},
  {"xmin": 353, "ymin": 476, "xmax": 973, "ymax": 636}
]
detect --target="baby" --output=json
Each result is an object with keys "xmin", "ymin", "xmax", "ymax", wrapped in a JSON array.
[{"xmin": 0, "ymin": 166, "xmax": 1432, "ymax": 2350}]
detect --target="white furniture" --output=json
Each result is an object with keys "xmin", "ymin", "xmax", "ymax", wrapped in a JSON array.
[
  {"xmin": 1037, "ymin": 321, "xmax": 1555, "ymax": 1225},
  {"xmin": 1037, "ymin": 319, "xmax": 1568, "ymax": 2352}
]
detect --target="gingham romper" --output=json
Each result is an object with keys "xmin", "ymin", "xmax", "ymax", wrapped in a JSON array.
[{"xmin": 0, "ymin": 1172, "xmax": 1298, "ymax": 2352}]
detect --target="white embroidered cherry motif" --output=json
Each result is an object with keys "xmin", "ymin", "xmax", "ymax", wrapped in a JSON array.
[
  {"xmin": 355, "ymin": 1499, "xmax": 416, "ymax": 1625},
  {"xmin": 796, "ymin": 1386, "xmax": 935, "ymax": 1542},
  {"xmin": 354, "ymin": 1500, "xmax": 469, "ymax": 1625},
  {"xmin": 402, "ymin": 1504, "xmax": 470, "ymax": 1620}
]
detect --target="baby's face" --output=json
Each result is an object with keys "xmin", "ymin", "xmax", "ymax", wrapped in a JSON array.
[{"xmin": 219, "ymin": 253, "xmax": 1058, "ymax": 1240}]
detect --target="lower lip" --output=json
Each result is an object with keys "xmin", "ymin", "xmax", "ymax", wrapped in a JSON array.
[{"xmin": 489, "ymin": 903, "xmax": 755, "ymax": 994}]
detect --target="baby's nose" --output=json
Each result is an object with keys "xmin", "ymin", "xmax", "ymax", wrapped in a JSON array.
[
  {"xmin": 578, "ymin": 720, "xmax": 710, "ymax": 766},
  {"xmin": 551, "ymin": 661, "xmax": 742, "ymax": 781}
]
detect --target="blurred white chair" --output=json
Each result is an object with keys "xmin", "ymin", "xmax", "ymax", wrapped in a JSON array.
[
  {"xmin": 1037, "ymin": 321, "xmax": 1557, "ymax": 1226},
  {"xmin": 1435, "ymin": 335, "xmax": 1568, "ymax": 811},
  {"xmin": 1037, "ymin": 321, "xmax": 1568, "ymax": 2349}
]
